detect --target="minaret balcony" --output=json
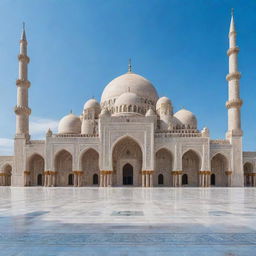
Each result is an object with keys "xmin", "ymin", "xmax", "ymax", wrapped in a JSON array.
[
  {"xmin": 18, "ymin": 54, "xmax": 30, "ymax": 63},
  {"xmin": 16, "ymin": 79, "xmax": 30, "ymax": 88},
  {"xmin": 226, "ymin": 99, "xmax": 243, "ymax": 109},
  {"xmin": 226, "ymin": 71, "xmax": 241, "ymax": 81},
  {"xmin": 227, "ymin": 46, "xmax": 239, "ymax": 56},
  {"xmin": 14, "ymin": 105, "xmax": 31, "ymax": 116}
]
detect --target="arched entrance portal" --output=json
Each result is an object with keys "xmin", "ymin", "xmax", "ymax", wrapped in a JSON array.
[
  {"xmin": 123, "ymin": 164, "xmax": 133, "ymax": 185},
  {"xmin": 211, "ymin": 154, "xmax": 228, "ymax": 186},
  {"xmin": 81, "ymin": 149, "xmax": 99, "ymax": 186},
  {"xmin": 55, "ymin": 150, "xmax": 72, "ymax": 186},
  {"xmin": 182, "ymin": 150, "xmax": 200, "ymax": 186},
  {"xmin": 29, "ymin": 154, "xmax": 44, "ymax": 186},
  {"xmin": 112, "ymin": 136, "xmax": 142, "ymax": 186}
]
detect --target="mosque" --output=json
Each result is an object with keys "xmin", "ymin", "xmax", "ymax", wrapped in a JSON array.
[{"xmin": 0, "ymin": 12, "xmax": 255, "ymax": 188}]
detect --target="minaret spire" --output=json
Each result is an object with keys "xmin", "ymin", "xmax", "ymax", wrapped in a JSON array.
[
  {"xmin": 226, "ymin": 9, "xmax": 242, "ymax": 137},
  {"xmin": 225, "ymin": 9, "xmax": 244, "ymax": 186},
  {"xmin": 14, "ymin": 23, "xmax": 31, "ymax": 137},
  {"xmin": 21, "ymin": 22, "xmax": 26, "ymax": 41}
]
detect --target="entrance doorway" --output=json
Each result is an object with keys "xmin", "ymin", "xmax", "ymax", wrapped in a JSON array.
[{"xmin": 123, "ymin": 163, "xmax": 133, "ymax": 185}]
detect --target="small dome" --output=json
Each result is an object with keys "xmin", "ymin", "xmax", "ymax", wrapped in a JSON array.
[
  {"xmin": 58, "ymin": 113, "xmax": 81, "ymax": 134},
  {"xmin": 174, "ymin": 109, "xmax": 197, "ymax": 129},
  {"xmin": 115, "ymin": 92, "xmax": 141, "ymax": 107},
  {"xmin": 84, "ymin": 98, "xmax": 100, "ymax": 110},
  {"xmin": 100, "ymin": 108, "xmax": 111, "ymax": 117},
  {"xmin": 156, "ymin": 97, "xmax": 172, "ymax": 110},
  {"xmin": 145, "ymin": 108, "xmax": 156, "ymax": 117}
]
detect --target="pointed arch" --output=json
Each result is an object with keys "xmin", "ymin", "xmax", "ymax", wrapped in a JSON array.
[
  {"xmin": 211, "ymin": 153, "xmax": 228, "ymax": 186},
  {"xmin": 2, "ymin": 164, "xmax": 12, "ymax": 186},
  {"xmin": 112, "ymin": 136, "xmax": 142, "ymax": 186},
  {"xmin": 28, "ymin": 154, "xmax": 44, "ymax": 186},
  {"xmin": 80, "ymin": 148, "xmax": 99, "ymax": 186},
  {"xmin": 244, "ymin": 162, "xmax": 254, "ymax": 187},
  {"xmin": 55, "ymin": 149, "xmax": 72, "ymax": 186},
  {"xmin": 182, "ymin": 149, "xmax": 201, "ymax": 186},
  {"xmin": 155, "ymin": 148, "xmax": 173, "ymax": 186}
]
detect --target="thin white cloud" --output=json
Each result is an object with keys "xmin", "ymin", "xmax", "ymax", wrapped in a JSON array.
[
  {"xmin": 0, "ymin": 138, "xmax": 13, "ymax": 155},
  {"xmin": 0, "ymin": 117, "xmax": 59, "ymax": 156},
  {"xmin": 30, "ymin": 117, "xmax": 59, "ymax": 139}
]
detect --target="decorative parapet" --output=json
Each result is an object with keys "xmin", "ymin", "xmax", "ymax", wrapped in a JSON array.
[
  {"xmin": 155, "ymin": 131, "xmax": 201, "ymax": 138},
  {"xmin": 54, "ymin": 134, "xmax": 99, "ymax": 138},
  {"xmin": 29, "ymin": 140, "xmax": 45, "ymax": 144},
  {"xmin": 227, "ymin": 46, "xmax": 239, "ymax": 56},
  {"xmin": 14, "ymin": 105, "xmax": 31, "ymax": 116},
  {"xmin": 210, "ymin": 140, "xmax": 230, "ymax": 145},
  {"xmin": 16, "ymin": 79, "xmax": 30, "ymax": 88},
  {"xmin": 226, "ymin": 99, "xmax": 243, "ymax": 109},
  {"xmin": 226, "ymin": 71, "xmax": 241, "ymax": 81}
]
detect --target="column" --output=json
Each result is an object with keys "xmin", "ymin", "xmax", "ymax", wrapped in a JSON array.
[
  {"xmin": 146, "ymin": 173, "xmax": 149, "ymax": 187},
  {"xmin": 109, "ymin": 172, "xmax": 112, "ymax": 186},
  {"xmin": 149, "ymin": 172, "xmax": 153, "ymax": 187},
  {"xmin": 141, "ymin": 172, "xmax": 145, "ymax": 187},
  {"xmin": 226, "ymin": 171, "xmax": 232, "ymax": 186},
  {"xmin": 100, "ymin": 172, "xmax": 104, "ymax": 187},
  {"xmin": 52, "ymin": 172, "xmax": 56, "ymax": 186},
  {"xmin": 74, "ymin": 172, "xmax": 78, "ymax": 187},
  {"xmin": 106, "ymin": 173, "xmax": 110, "ymax": 186},
  {"xmin": 24, "ymin": 171, "xmax": 30, "ymax": 186}
]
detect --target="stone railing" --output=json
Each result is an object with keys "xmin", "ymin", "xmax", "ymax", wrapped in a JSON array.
[
  {"xmin": 155, "ymin": 130, "xmax": 201, "ymax": 138},
  {"xmin": 29, "ymin": 140, "xmax": 45, "ymax": 144},
  {"xmin": 210, "ymin": 140, "xmax": 230, "ymax": 145},
  {"xmin": 53, "ymin": 134, "xmax": 99, "ymax": 138}
]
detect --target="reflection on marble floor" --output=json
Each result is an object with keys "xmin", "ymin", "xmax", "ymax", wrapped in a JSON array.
[{"xmin": 0, "ymin": 187, "xmax": 256, "ymax": 255}]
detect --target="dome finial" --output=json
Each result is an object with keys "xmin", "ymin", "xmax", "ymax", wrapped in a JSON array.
[
  {"xmin": 70, "ymin": 109, "xmax": 72, "ymax": 114},
  {"xmin": 231, "ymin": 8, "xmax": 234, "ymax": 17},
  {"xmin": 128, "ymin": 58, "xmax": 132, "ymax": 73}
]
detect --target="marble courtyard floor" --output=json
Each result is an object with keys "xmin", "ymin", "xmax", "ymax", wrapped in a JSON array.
[{"xmin": 0, "ymin": 188, "xmax": 256, "ymax": 255}]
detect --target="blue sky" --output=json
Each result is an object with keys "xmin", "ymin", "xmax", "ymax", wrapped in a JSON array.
[{"xmin": 0, "ymin": 0, "xmax": 255, "ymax": 154}]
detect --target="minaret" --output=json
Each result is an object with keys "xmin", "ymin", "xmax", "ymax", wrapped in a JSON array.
[
  {"xmin": 225, "ymin": 10, "xmax": 243, "ymax": 187},
  {"xmin": 226, "ymin": 9, "xmax": 243, "ymax": 137},
  {"xmin": 14, "ymin": 23, "xmax": 31, "ymax": 137}
]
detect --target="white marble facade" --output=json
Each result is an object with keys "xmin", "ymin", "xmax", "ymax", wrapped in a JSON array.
[{"xmin": 0, "ymin": 13, "xmax": 255, "ymax": 188}]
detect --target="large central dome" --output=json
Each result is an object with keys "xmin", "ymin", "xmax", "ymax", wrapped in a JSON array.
[{"xmin": 101, "ymin": 72, "xmax": 159, "ymax": 109}]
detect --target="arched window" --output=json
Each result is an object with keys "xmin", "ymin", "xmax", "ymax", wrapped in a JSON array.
[
  {"xmin": 182, "ymin": 174, "xmax": 188, "ymax": 185},
  {"xmin": 37, "ymin": 174, "xmax": 43, "ymax": 186},
  {"xmin": 93, "ymin": 174, "xmax": 98, "ymax": 185},
  {"xmin": 68, "ymin": 174, "xmax": 74, "ymax": 185},
  {"xmin": 211, "ymin": 173, "xmax": 215, "ymax": 186},
  {"xmin": 158, "ymin": 174, "xmax": 164, "ymax": 185}
]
